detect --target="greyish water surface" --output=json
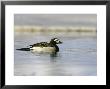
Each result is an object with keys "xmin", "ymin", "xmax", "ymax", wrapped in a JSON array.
[{"xmin": 14, "ymin": 32, "xmax": 97, "ymax": 76}]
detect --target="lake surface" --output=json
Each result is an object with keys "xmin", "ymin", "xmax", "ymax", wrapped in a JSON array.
[{"xmin": 14, "ymin": 32, "xmax": 97, "ymax": 76}]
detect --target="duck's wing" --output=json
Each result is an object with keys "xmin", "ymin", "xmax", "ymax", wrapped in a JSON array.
[
  {"xmin": 39, "ymin": 42, "xmax": 51, "ymax": 47},
  {"xmin": 29, "ymin": 42, "xmax": 50, "ymax": 47},
  {"xmin": 29, "ymin": 43, "xmax": 41, "ymax": 47}
]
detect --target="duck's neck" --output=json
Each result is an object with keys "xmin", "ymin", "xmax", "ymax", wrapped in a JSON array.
[
  {"xmin": 49, "ymin": 41, "xmax": 59, "ymax": 52},
  {"xmin": 50, "ymin": 41, "xmax": 56, "ymax": 45}
]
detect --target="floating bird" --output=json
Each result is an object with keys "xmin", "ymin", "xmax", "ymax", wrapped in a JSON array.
[{"xmin": 16, "ymin": 38, "xmax": 62, "ymax": 53}]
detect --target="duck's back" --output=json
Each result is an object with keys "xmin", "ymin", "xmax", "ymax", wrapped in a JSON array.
[{"xmin": 30, "ymin": 42, "xmax": 51, "ymax": 47}]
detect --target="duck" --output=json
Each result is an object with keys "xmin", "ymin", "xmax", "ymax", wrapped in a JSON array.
[{"xmin": 16, "ymin": 38, "xmax": 62, "ymax": 53}]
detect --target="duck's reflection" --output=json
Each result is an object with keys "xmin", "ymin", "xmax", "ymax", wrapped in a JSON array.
[
  {"xmin": 16, "ymin": 48, "xmax": 59, "ymax": 62},
  {"xmin": 50, "ymin": 52, "xmax": 58, "ymax": 57},
  {"xmin": 30, "ymin": 50, "xmax": 59, "ymax": 62},
  {"xmin": 50, "ymin": 52, "xmax": 58, "ymax": 62},
  {"xmin": 31, "ymin": 50, "xmax": 58, "ymax": 59}
]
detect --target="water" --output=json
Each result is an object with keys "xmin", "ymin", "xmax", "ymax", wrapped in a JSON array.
[{"xmin": 14, "ymin": 32, "xmax": 97, "ymax": 76}]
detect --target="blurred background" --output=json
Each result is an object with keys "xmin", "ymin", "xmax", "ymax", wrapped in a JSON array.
[{"xmin": 14, "ymin": 14, "xmax": 96, "ymax": 33}]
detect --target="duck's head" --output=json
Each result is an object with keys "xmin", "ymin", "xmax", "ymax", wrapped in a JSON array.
[{"xmin": 50, "ymin": 38, "xmax": 62, "ymax": 44}]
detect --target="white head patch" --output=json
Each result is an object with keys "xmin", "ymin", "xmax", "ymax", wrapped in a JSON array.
[{"xmin": 54, "ymin": 38, "xmax": 60, "ymax": 43}]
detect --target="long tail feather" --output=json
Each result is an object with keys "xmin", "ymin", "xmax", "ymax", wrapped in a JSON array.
[{"xmin": 16, "ymin": 48, "xmax": 30, "ymax": 51}]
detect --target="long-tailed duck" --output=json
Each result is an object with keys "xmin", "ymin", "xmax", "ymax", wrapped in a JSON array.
[{"xmin": 16, "ymin": 38, "xmax": 62, "ymax": 53}]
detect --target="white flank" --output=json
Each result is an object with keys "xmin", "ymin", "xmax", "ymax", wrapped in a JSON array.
[{"xmin": 30, "ymin": 47, "xmax": 56, "ymax": 52}]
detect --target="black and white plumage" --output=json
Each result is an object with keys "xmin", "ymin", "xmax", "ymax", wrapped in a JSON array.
[{"xmin": 16, "ymin": 38, "xmax": 62, "ymax": 53}]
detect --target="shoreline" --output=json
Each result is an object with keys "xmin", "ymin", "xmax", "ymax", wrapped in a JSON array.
[{"xmin": 15, "ymin": 26, "xmax": 96, "ymax": 33}]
